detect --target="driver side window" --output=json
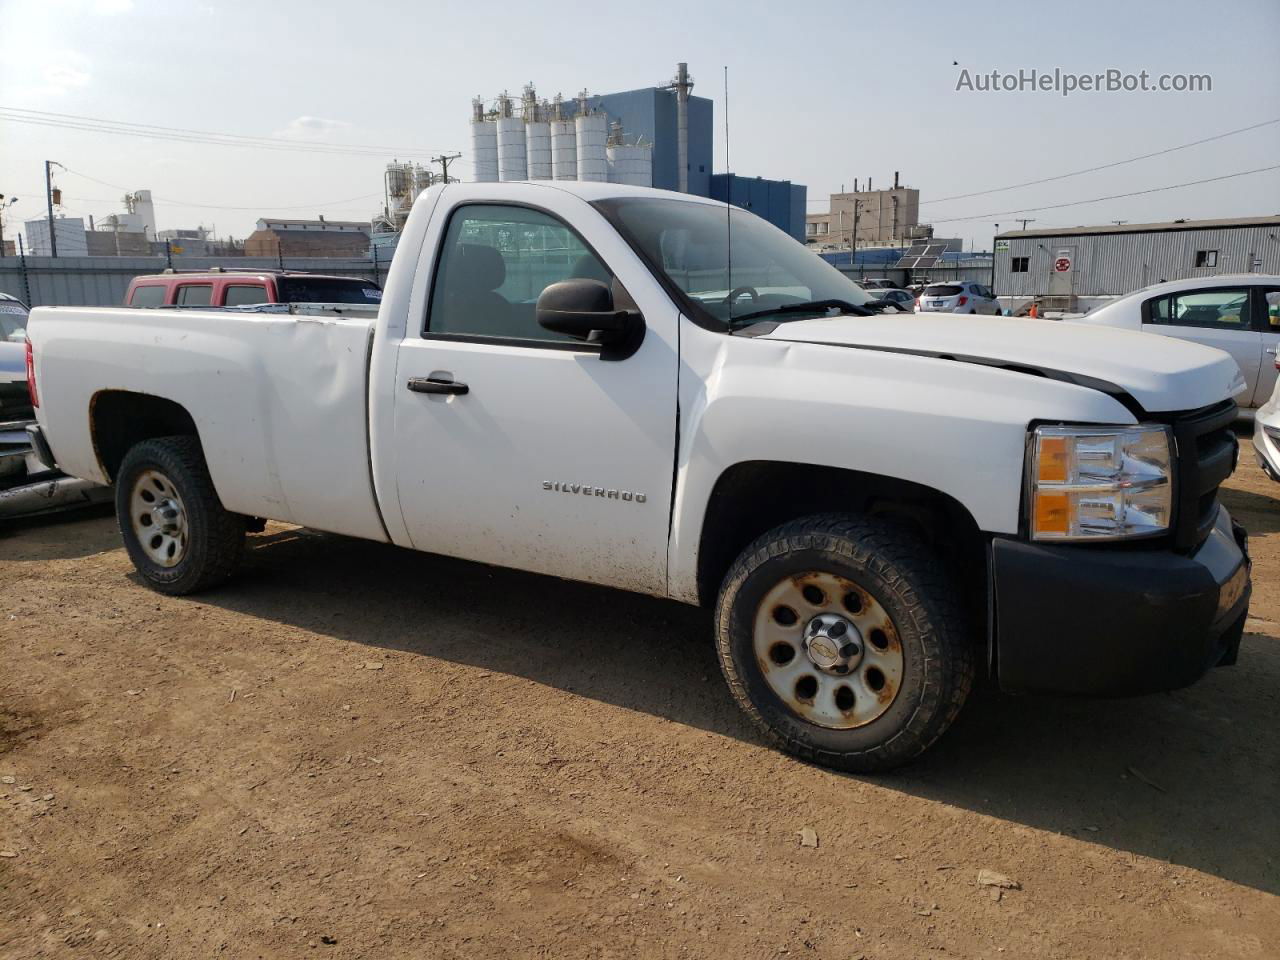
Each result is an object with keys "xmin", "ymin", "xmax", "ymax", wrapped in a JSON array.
[{"xmin": 426, "ymin": 204, "xmax": 616, "ymax": 345}]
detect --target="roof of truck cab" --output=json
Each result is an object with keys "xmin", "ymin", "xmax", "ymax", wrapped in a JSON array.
[{"xmin": 434, "ymin": 181, "xmax": 725, "ymax": 205}]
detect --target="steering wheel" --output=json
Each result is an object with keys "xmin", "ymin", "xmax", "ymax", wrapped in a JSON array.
[{"xmin": 723, "ymin": 286, "xmax": 759, "ymax": 306}]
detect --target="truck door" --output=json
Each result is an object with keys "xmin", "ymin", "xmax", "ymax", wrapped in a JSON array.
[
  {"xmin": 389, "ymin": 194, "xmax": 679, "ymax": 596},
  {"xmin": 1141, "ymin": 286, "xmax": 1262, "ymax": 405}
]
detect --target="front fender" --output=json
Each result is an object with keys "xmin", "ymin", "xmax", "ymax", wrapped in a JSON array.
[{"xmin": 666, "ymin": 325, "xmax": 1135, "ymax": 603}]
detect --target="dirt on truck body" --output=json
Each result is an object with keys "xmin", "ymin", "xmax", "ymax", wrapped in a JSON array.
[{"xmin": 0, "ymin": 441, "xmax": 1277, "ymax": 959}]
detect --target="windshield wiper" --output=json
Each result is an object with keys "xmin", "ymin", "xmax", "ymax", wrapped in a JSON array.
[{"xmin": 730, "ymin": 298, "xmax": 875, "ymax": 327}]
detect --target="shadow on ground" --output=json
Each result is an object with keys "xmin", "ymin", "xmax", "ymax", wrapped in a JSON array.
[
  {"xmin": 0, "ymin": 502, "xmax": 116, "ymax": 560},
  {"xmin": 195, "ymin": 527, "xmax": 1280, "ymax": 896}
]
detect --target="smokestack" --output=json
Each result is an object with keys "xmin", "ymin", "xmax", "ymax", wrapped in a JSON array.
[
  {"xmin": 894, "ymin": 170, "xmax": 899, "ymax": 190},
  {"xmin": 674, "ymin": 62, "xmax": 691, "ymax": 193}
]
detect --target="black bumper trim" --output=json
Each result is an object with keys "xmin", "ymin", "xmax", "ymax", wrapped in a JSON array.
[{"xmin": 991, "ymin": 506, "xmax": 1250, "ymax": 697}]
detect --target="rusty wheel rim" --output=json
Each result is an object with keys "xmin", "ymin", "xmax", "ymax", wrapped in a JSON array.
[
  {"xmin": 129, "ymin": 469, "xmax": 188, "ymax": 569},
  {"xmin": 752, "ymin": 570, "xmax": 904, "ymax": 729}
]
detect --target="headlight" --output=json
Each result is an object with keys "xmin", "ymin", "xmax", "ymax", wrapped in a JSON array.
[{"xmin": 1028, "ymin": 425, "xmax": 1172, "ymax": 541}]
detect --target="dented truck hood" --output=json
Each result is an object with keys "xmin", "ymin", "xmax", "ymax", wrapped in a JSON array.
[{"xmin": 757, "ymin": 313, "xmax": 1245, "ymax": 414}]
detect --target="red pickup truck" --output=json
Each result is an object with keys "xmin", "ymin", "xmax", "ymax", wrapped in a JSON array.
[{"xmin": 125, "ymin": 269, "xmax": 382, "ymax": 308}]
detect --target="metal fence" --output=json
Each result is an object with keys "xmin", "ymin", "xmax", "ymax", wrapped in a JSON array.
[
  {"xmin": 832, "ymin": 263, "xmax": 995, "ymax": 289},
  {"xmin": 0, "ymin": 252, "xmax": 391, "ymax": 308}
]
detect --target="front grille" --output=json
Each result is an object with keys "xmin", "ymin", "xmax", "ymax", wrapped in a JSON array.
[{"xmin": 1160, "ymin": 400, "xmax": 1237, "ymax": 551}]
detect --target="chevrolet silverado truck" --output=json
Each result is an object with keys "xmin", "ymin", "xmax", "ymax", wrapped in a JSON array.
[{"xmin": 26, "ymin": 182, "xmax": 1252, "ymax": 771}]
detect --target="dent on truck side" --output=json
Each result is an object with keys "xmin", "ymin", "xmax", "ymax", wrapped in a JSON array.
[{"xmin": 665, "ymin": 321, "xmax": 1137, "ymax": 605}]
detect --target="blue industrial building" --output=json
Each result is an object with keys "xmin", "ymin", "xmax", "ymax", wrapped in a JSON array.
[{"xmin": 568, "ymin": 85, "xmax": 806, "ymax": 240}]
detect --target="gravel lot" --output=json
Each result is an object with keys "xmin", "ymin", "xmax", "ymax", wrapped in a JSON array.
[{"xmin": 2, "ymin": 439, "xmax": 1277, "ymax": 959}]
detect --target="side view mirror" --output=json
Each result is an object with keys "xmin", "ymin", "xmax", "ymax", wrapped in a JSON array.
[{"xmin": 536, "ymin": 279, "xmax": 641, "ymax": 347}]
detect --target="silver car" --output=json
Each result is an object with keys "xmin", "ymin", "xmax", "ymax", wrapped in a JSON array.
[{"xmin": 916, "ymin": 281, "xmax": 1002, "ymax": 315}]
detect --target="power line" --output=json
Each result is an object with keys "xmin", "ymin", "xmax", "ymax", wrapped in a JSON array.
[
  {"xmin": 0, "ymin": 106, "xmax": 467, "ymax": 161},
  {"xmin": 920, "ymin": 117, "xmax": 1280, "ymax": 207},
  {"xmin": 926, "ymin": 164, "xmax": 1280, "ymax": 225}
]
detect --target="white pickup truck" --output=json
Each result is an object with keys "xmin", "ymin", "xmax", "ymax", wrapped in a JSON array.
[{"xmin": 27, "ymin": 182, "xmax": 1252, "ymax": 771}]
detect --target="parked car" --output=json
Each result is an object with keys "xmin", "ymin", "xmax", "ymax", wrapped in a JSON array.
[
  {"xmin": 916, "ymin": 282, "xmax": 1001, "ymax": 314},
  {"xmin": 868, "ymin": 289, "xmax": 916, "ymax": 311},
  {"xmin": 1254, "ymin": 373, "xmax": 1280, "ymax": 481},
  {"xmin": 28, "ymin": 181, "xmax": 1250, "ymax": 773},
  {"xmin": 0, "ymin": 292, "xmax": 31, "ymax": 421},
  {"xmin": 125, "ymin": 270, "xmax": 383, "ymax": 308},
  {"xmin": 859, "ymin": 278, "xmax": 898, "ymax": 291},
  {"xmin": 1072, "ymin": 275, "xmax": 1280, "ymax": 413}
]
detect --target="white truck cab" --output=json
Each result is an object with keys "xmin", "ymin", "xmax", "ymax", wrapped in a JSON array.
[{"xmin": 26, "ymin": 182, "xmax": 1252, "ymax": 771}]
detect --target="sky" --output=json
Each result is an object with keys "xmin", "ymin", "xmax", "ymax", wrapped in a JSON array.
[{"xmin": 2, "ymin": 0, "xmax": 1279, "ymax": 250}]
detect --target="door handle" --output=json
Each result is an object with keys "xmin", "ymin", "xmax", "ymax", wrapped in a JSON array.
[
  {"xmin": 407, "ymin": 377, "xmax": 469, "ymax": 395},
  {"xmin": 1266, "ymin": 347, "xmax": 1278, "ymax": 355}
]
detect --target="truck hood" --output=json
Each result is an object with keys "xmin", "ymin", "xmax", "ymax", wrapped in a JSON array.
[{"xmin": 756, "ymin": 313, "xmax": 1245, "ymax": 414}]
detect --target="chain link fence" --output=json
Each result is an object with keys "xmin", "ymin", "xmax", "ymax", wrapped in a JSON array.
[{"xmin": 0, "ymin": 248, "xmax": 392, "ymax": 308}]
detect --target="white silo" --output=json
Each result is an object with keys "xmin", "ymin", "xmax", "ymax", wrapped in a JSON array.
[
  {"xmin": 526, "ymin": 114, "xmax": 553, "ymax": 180},
  {"xmin": 471, "ymin": 97, "xmax": 498, "ymax": 183},
  {"xmin": 607, "ymin": 144, "xmax": 653, "ymax": 187},
  {"xmin": 496, "ymin": 117, "xmax": 528, "ymax": 181},
  {"xmin": 495, "ymin": 93, "xmax": 527, "ymax": 181},
  {"xmin": 551, "ymin": 119, "xmax": 577, "ymax": 180},
  {"xmin": 575, "ymin": 111, "xmax": 608, "ymax": 183}
]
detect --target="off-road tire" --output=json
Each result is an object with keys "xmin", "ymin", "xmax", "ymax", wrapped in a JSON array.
[
  {"xmin": 715, "ymin": 513, "xmax": 973, "ymax": 772},
  {"xmin": 115, "ymin": 436, "xmax": 246, "ymax": 595}
]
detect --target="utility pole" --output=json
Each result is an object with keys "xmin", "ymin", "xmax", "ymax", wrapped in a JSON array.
[
  {"xmin": 45, "ymin": 161, "xmax": 62, "ymax": 258},
  {"xmin": 432, "ymin": 153, "xmax": 462, "ymax": 185},
  {"xmin": 1016, "ymin": 218, "xmax": 1036, "ymax": 231},
  {"xmin": 991, "ymin": 223, "xmax": 1000, "ymax": 291}
]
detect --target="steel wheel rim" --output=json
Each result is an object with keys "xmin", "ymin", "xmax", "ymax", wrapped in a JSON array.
[
  {"xmin": 129, "ymin": 469, "xmax": 188, "ymax": 568},
  {"xmin": 752, "ymin": 570, "xmax": 905, "ymax": 729}
]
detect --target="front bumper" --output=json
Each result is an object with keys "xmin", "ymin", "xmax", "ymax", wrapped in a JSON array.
[
  {"xmin": 1254, "ymin": 416, "xmax": 1280, "ymax": 482},
  {"xmin": 991, "ymin": 506, "xmax": 1250, "ymax": 696}
]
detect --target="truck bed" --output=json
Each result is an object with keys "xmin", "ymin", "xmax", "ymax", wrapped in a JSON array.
[{"xmin": 32, "ymin": 307, "xmax": 386, "ymax": 541}]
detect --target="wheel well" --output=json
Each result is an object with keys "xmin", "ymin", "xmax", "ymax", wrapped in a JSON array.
[
  {"xmin": 91, "ymin": 391, "xmax": 198, "ymax": 482},
  {"xmin": 696, "ymin": 461, "xmax": 987, "ymax": 614}
]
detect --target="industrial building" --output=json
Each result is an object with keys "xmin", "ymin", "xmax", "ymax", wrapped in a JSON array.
[
  {"xmin": 244, "ymin": 217, "xmax": 371, "ymax": 258},
  {"xmin": 24, "ymin": 216, "xmax": 90, "ymax": 257},
  {"xmin": 467, "ymin": 64, "xmax": 806, "ymax": 240},
  {"xmin": 994, "ymin": 215, "xmax": 1280, "ymax": 303},
  {"xmin": 805, "ymin": 176, "xmax": 929, "ymax": 248}
]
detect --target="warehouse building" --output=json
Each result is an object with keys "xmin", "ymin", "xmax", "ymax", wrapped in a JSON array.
[
  {"xmin": 244, "ymin": 217, "xmax": 371, "ymax": 258},
  {"xmin": 994, "ymin": 216, "xmax": 1280, "ymax": 303}
]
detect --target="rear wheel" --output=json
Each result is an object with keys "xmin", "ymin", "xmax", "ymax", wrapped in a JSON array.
[
  {"xmin": 715, "ymin": 514, "xmax": 973, "ymax": 772},
  {"xmin": 115, "ymin": 436, "xmax": 245, "ymax": 595}
]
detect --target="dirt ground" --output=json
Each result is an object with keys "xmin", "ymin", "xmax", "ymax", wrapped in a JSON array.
[{"xmin": 2, "ymin": 439, "xmax": 1277, "ymax": 960}]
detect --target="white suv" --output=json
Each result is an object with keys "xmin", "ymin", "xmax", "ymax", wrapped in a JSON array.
[{"xmin": 916, "ymin": 281, "xmax": 1001, "ymax": 315}]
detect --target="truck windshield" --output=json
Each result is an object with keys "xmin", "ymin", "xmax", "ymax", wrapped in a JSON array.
[
  {"xmin": 276, "ymin": 277, "xmax": 383, "ymax": 305},
  {"xmin": 593, "ymin": 197, "xmax": 875, "ymax": 328}
]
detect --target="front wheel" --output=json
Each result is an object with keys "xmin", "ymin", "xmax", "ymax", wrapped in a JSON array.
[
  {"xmin": 115, "ymin": 436, "xmax": 246, "ymax": 595},
  {"xmin": 715, "ymin": 514, "xmax": 973, "ymax": 772}
]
